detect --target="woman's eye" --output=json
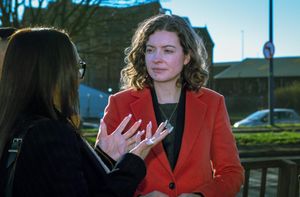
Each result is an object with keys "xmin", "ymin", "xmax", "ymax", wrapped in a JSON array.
[
  {"xmin": 146, "ymin": 48, "xmax": 153, "ymax": 53},
  {"xmin": 165, "ymin": 49, "xmax": 174, "ymax": 54}
]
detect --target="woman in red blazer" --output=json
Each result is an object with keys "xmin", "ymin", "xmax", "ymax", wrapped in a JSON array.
[{"xmin": 100, "ymin": 14, "xmax": 244, "ymax": 197}]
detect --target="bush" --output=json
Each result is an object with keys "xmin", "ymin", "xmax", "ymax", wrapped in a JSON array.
[
  {"xmin": 275, "ymin": 81, "xmax": 300, "ymax": 113},
  {"xmin": 234, "ymin": 131, "xmax": 300, "ymax": 146}
]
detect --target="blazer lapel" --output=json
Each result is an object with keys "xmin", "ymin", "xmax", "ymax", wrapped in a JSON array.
[
  {"xmin": 174, "ymin": 90, "xmax": 207, "ymax": 173},
  {"xmin": 130, "ymin": 89, "xmax": 172, "ymax": 173}
]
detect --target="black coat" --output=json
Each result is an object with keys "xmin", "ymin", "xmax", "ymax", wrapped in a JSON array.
[{"xmin": 0, "ymin": 118, "xmax": 146, "ymax": 197}]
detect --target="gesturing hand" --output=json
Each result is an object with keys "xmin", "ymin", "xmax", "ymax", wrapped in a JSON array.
[
  {"xmin": 130, "ymin": 120, "xmax": 173, "ymax": 160},
  {"xmin": 95, "ymin": 114, "xmax": 142, "ymax": 161}
]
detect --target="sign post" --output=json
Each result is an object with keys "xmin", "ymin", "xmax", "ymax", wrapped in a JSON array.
[
  {"xmin": 263, "ymin": 0, "xmax": 275, "ymax": 126},
  {"xmin": 263, "ymin": 41, "xmax": 275, "ymax": 60}
]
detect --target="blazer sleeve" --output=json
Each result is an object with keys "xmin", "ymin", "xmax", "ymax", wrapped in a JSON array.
[
  {"xmin": 106, "ymin": 153, "xmax": 146, "ymax": 196},
  {"xmin": 14, "ymin": 119, "xmax": 145, "ymax": 197},
  {"xmin": 199, "ymin": 96, "xmax": 244, "ymax": 197},
  {"xmin": 14, "ymin": 119, "xmax": 91, "ymax": 197}
]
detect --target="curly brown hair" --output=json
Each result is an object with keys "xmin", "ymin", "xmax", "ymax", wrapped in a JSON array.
[{"xmin": 120, "ymin": 14, "xmax": 209, "ymax": 91}]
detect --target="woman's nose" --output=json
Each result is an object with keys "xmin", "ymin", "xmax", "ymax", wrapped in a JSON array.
[{"xmin": 152, "ymin": 51, "xmax": 163, "ymax": 63}]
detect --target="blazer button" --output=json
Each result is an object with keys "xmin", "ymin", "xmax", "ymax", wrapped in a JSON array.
[{"xmin": 169, "ymin": 182, "xmax": 175, "ymax": 190}]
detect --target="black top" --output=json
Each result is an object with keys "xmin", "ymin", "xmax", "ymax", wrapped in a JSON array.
[
  {"xmin": 151, "ymin": 87, "xmax": 186, "ymax": 170},
  {"xmin": 0, "ymin": 115, "xmax": 146, "ymax": 197}
]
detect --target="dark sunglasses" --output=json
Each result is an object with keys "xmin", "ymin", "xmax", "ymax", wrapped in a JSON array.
[{"xmin": 78, "ymin": 60, "xmax": 86, "ymax": 79}]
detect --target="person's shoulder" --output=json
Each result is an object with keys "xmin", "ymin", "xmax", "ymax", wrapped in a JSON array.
[
  {"xmin": 111, "ymin": 88, "xmax": 150, "ymax": 99},
  {"xmin": 111, "ymin": 88, "xmax": 134, "ymax": 97},
  {"xmin": 0, "ymin": 27, "xmax": 17, "ymax": 40},
  {"xmin": 190, "ymin": 88, "xmax": 226, "ymax": 109},
  {"xmin": 27, "ymin": 118, "xmax": 76, "ymax": 139},
  {"xmin": 30, "ymin": 117, "xmax": 70, "ymax": 128},
  {"xmin": 192, "ymin": 87, "xmax": 224, "ymax": 98}
]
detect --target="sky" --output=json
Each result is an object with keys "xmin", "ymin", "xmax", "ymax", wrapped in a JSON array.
[{"xmin": 160, "ymin": 0, "xmax": 300, "ymax": 62}]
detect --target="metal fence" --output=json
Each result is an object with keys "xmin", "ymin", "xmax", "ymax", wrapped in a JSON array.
[{"xmin": 240, "ymin": 156, "xmax": 300, "ymax": 197}]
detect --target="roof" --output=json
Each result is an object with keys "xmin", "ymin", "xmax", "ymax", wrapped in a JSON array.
[
  {"xmin": 194, "ymin": 27, "xmax": 214, "ymax": 47},
  {"xmin": 214, "ymin": 57, "xmax": 300, "ymax": 79},
  {"xmin": 213, "ymin": 61, "xmax": 240, "ymax": 76},
  {"xmin": 214, "ymin": 61, "xmax": 240, "ymax": 68},
  {"xmin": 100, "ymin": 0, "xmax": 158, "ymax": 8},
  {"xmin": 182, "ymin": 17, "xmax": 214, "ymax": 47}
]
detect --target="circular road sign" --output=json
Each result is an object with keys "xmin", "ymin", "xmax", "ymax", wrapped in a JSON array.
[{"xmin": 263, "ymin": 41, "xmax": 275, "ymax": 59}]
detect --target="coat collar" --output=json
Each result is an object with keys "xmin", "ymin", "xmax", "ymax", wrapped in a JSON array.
[
  {"xmin": 174, "ymin": 90, "xmax": 207, "ymax": 174},
  {"xmin": 130, "ymin": 88, "xmax": 171, "ymax": 172},
  {"xmin": 129, "ymin": 88, "xmax": 207, "ymax": 174}
]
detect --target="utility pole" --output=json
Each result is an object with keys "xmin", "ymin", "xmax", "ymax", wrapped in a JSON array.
[{"xmin": 241, "ymin": 30, "xmax": 244, "ymax": 60}]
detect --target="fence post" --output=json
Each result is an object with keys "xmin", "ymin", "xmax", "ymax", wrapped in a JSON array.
[{"xmin": 277, "ymin": 159, "xmax": 297, "ymax": 197}]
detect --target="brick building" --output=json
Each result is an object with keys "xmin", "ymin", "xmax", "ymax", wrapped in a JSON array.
[{"xmin": 23, "ymin": 1, "xmax": 214, "ymax": 93}]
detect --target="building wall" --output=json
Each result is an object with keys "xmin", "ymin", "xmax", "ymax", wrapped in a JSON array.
[
  {"xmin": 22, "ymin": 2, "xmax": 214, "ymax": 94},
  {"xmin": 78, "ymin": 3, "xmax": 161, "ymax": 93},
  {"xmin": 81, "ymin": 3, "xmax": 214, "ymax": 93}
]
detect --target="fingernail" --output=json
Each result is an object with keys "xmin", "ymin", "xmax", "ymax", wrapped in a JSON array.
[
  {"xmin": 148, "ymin": 121, "xmax": 152, "ymax": 128},
  {"xmin": 138, "ymin": 119, "xmax": 142, "ymax": 123},
  {"xmin": 140, "ymin": 130, "xmax": 145, "ymax": 135},
  {"xmin": 168, "ymin": 126, "xmax": 174, "ymax": 133},
  {"xmin": 128, "ymin": 114, "xmax": 132, "ymax": 118}
]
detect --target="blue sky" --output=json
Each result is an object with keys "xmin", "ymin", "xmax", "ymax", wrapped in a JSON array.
[{"xmin": 160, "ymin": 0, "xmax": 300, "ymax": 62}]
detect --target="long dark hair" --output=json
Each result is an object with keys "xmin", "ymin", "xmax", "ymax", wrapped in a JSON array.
[
  {"xmin": 0, "ymin": 28, "xmax": 79, "ymax": 158},
  {"xmin": 121, "ymin": 14, "xmax": 208, "ymax": 91}
]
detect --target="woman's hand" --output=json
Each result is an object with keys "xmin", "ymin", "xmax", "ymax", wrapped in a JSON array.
[
  {"xmin": 130, "ymin": 120, "xmax": 172, "ymax": 160},
  {"xmin": 95, "ymin": 114, "xmax": 141, "ymax": 160}
]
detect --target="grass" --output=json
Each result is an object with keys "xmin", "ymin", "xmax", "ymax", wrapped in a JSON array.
[
  {"xmin": 82, "ymin": 128, "xmax": 300, "ymax": 147},
  {"xmin": 85, "ymin": 136, "xmax": 96, "ymax": 145},
  {"xmin": 81, "ymin": 129, "xmax": 97, "ymax": 145},
  {"xmin": 234, "ymin": 131, "xmax": 300, "ymax": 146}
]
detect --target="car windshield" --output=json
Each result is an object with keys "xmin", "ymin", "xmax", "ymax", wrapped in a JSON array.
[{"xmin": 246, "ymin": 111, "xmax": 267, "ymax": 120}]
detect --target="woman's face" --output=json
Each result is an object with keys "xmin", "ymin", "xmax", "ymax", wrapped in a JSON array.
[{"xmin": 145, "ymin": 30, "xmax": 190, "ymax": 86}]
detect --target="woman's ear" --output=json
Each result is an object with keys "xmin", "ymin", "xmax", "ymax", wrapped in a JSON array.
[{"xmin": 184, "ymin": 53, "xmax": 191, "ymax": 65}]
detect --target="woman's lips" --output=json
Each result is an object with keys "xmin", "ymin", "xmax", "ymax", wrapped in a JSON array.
[{"xmin": 152, "ymin": 68, "xmax": 167, "ymax": 73}]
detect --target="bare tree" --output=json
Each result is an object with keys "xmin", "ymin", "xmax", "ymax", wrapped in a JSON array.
[{"xmin": 0, "ymin": 0, "xmax": 102, "ymax": 39}]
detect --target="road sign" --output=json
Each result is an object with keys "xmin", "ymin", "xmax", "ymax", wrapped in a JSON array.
[{"xmin": 263, "ymin": 41, "xmax": 275, "ymax": 59}]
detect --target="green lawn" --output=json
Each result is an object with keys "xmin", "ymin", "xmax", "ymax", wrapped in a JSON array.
[
  {"xmin": 235, "ymin": 131, "xmax": 300, "ymax": 146},
  {"xmin": 82, "ymin": 129, "xmax": 300, "ymax": 147}
]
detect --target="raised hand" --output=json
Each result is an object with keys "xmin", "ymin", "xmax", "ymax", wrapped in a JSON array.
[
  {"xmin": 95, "ymin": 114, "xmax": 141, "ymax": 160},
  {"xmin": 130, "ymin": 120, "xmax": 173, "ymax": 159}
]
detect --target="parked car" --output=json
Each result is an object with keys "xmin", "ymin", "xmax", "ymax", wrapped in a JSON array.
[{"xmin": 233, "ymin": 108, "xmax": 300, "ymax": 127}]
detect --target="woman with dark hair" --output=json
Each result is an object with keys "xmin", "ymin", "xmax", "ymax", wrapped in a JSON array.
[
  {"xmin": 98, "ymin": 14, "xmax": 244, "ymax": 197},
  {"xmin": 0, "ymin": 27, "xmax": 170, "ymax": 197}
]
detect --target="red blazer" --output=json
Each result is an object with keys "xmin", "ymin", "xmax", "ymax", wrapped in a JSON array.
[{"xmin": 103, "ymin": 87, "xmax": 244, "ymax": 197}]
